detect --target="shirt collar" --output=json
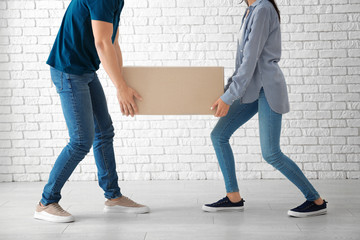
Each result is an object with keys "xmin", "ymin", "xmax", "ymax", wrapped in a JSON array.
[
  {"xmin": 242, "ymin": 0, "xmax": 263, "ymax": 23},
  {"xmin": 241, "ymin": 0, "xmax": 264, "ymax": 25},
  {"xmin": 249, "ymin": 0, "xmax": 263, "ymax": 9}
]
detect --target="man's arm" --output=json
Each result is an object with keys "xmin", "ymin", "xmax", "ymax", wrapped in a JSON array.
[
  {"xmin": 113, "ymin": 29, "xmax": 123, "ymax": 74},
  {"xmin": 91, "ymin": 20, "xmax": 142, "ymax": 117}
]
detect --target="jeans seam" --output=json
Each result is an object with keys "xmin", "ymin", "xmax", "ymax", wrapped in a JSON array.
[
  {"xmin": 271, "ymin": 151, "xmax": 319, "ymax": 200},
  {"xmin": 93, "ymin": 112, "xmax": 112, "ymax": 191},
  {"xmin": 50, "ymin": 153, "xmax": 75, "ymax": 198},
  {"xmin": 50, "ymin": 85, "xmax": 80, "ymax": 198},
  {"xmin": 265, "ymin": 97, "xmax": 319, "ymax": 201},
  {"xmin": 218, "ymin": 103, "xmax": 252, "ymax": 192}
]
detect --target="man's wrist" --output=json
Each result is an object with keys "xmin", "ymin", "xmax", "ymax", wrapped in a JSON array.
[{"xmin": 115, "ymin": 81, "xmax": 127, "ymax": 92}]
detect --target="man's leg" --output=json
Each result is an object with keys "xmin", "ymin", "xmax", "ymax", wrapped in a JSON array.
[
  {"xmin": 89, "ymin": 73, "xmax": 121, "ymax": 199},
  {"xmin": 41, "ymin": 70, "xmax": 96, "ymax": 206},
  {"xmin": 89, "ymin": 74, "xmax": 150, "ymax": 214},
  {"xmin": 35, "ymin": 69, "xmax": 96, "ymax": 223}
]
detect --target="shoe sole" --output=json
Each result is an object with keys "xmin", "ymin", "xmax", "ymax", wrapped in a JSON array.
[
  {"xmin": 287, "ymin": 208, "xmax": 327, "ymax": 218},
  {"xmin": 104, "ymin": 205, "xmax": 150, "ymax": 214},
  {"xmin": 34, "ymin": 211, "xmax": 75, "ymax": 223},
  {"xmin": 202, "ymin": 205, "xmax": 244, "ymax": 212}
]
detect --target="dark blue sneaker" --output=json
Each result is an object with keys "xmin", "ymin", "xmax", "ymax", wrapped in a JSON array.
[
  {"xmin": 202, "ymin": 196, "xmax": 245, "ymax": 212},
  {"xmin": 288, "ymin": 200, "xmax": 327, "ymax": 217}
]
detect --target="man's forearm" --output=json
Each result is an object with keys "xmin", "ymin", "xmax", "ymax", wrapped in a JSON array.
[
  {"xmin": 95, "ymin": 40, "xmax": 126, "ymax": 91},
  {"xmin": 114, "ymin": 42, "xmax": 123, "ymax": 74}
]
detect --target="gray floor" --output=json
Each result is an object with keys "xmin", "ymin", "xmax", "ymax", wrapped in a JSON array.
[{"xmin": 0, "ymin": 180, "xmax": 359, "ymax": 240}]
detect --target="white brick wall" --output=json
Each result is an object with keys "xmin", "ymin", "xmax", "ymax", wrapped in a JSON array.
[{"xmin": 0, "ymin": 0, "xmax": 359, "ymax": 182}]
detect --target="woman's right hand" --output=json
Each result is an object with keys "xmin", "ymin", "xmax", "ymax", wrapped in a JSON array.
[{"xmin": 116, "ymin": 87, "xmax": 142, "ymax": 117}]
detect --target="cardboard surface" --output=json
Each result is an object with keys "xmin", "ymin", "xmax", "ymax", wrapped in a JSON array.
[{"xmin": 122, "ymin": 66, "xmax": 224, "ymax": 115}]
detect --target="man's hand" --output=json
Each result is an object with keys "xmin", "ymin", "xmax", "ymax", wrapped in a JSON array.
[
  {"xmin": 92, "ymin": 21, "xmax": 141, "ymax": 116},
  {"xmin": 211, "ymin": 98, "xmax": 230, "ymax": 118},
  {"xmin": 117, "ymin": 87, "xmax": 142, "ymax": 117}
]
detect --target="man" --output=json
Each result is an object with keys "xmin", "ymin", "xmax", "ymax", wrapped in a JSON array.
[{"xmin": 34, "ymin": 0, "xmax": 149, "ymax": 223}]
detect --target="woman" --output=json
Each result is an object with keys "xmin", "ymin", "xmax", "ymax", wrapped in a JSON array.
[
  {"xmin": 203, "ymin": 0, "xmax": 327, "ymax": 217},
  {"xmin": 34, "ymin": 0, "xmax": 149, "ymax": 223}
]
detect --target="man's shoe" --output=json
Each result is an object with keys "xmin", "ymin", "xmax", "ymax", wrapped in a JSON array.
[
  {"xmin": 34, "ymin": 202, "xmax": 75, "ymax": 223},
  {"xmin": 104, "ymin": 196, "xmax": 150, "ymax": 214},
  {"xmin": 288, "ymin": 200, "xmax": 327, "ymax": 217},
  {"xmin": 202, "ymin": 196, "xmax": 245, "ymax": 212}
]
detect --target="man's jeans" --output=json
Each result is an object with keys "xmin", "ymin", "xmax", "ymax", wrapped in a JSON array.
[
  {"xmin": 211, "ymin": 88, "xmax": 320, "ymax": 201},
  {"xmin": 41, "ymin": 67, "xmax": 121, "ymax": 205}
]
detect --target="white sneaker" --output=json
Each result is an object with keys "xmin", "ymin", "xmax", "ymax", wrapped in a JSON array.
[
  {"xmin": 34, "ymin": 202, "xmax": 75, "ymax": 223},
  {"xmin": 104, "ymin": 196, "xmax": 150, "ymax": 214}
]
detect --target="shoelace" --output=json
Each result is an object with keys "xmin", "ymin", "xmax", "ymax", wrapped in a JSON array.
[
  {"xmin": 212, "ymin": 197, "xmax": 244, "ymax": 206},
  {"xmin": 297, "ymin": 200, "xmax": 322, "ymax": 210},
  {"xmin": 302, "ymin": 202, "xmax": 315, "ymax": 210},
  {"xmin": 52, "ymin": 203, "xmax": 69, "ymax": 214},
  {"xmin": 214, "ymin": 197, "xmax": 229, "ymax": 206},
  {"xmin": 120, "ymin": 196, "xmax": 140, "ymax": 206},
  {"xmin": 122, "ymin": 196, "xmax": 133, "ymax": 203}
]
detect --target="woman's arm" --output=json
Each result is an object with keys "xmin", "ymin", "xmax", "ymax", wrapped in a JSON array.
[{"xmin": 221, "ymin": 6, "xmax": 271, "ymax": 106}]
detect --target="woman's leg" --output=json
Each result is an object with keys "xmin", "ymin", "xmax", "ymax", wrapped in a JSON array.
[
  {"xmin": 211, "ymin": 99, "xmax": 258, "ymax": 195},
  {"xmin": 89, "ymin": 74, "xmax": 121, "ymax": 199},
  {"xmin": 41, "ymin": 69, "xmax": 95, "ymax": 205},
  {"xmin": 258, "ymin": 89, "xmax": 320, "ymax": 201}
]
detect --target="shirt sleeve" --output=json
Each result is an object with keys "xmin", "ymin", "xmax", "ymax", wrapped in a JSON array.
[
  {"xmin": 87, "ymin": 0, "xmax": 117, "ymax": 23},
  {"xmin": 221, "ymin": 6, "xmax": 271, "ymax": 105}
]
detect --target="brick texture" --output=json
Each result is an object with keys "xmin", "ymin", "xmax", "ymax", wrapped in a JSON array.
[{"xmin": 0, "ymin": 0, "xmax": 359, "ymax": 182}]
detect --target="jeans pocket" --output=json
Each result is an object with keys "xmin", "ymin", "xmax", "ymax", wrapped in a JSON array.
[
  {"xmin": 50, "ymin": 68, "xmax": 63, "ymax": 93},
  {"xmin": 62, "ymin": 73, "xmax": 73, "ymax": 91}
]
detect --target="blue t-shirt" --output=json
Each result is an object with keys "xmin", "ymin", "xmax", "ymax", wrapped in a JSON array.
[{"xmin": 47, "ymin": 0, "xmax": 124, "ymax": 75}]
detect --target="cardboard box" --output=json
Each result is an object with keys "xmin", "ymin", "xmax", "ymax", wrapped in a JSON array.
[{"xmin": 122, "ymin": 66, "xmax": 224, "ymax": 115}]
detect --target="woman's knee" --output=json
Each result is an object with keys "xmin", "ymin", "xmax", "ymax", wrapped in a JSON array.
[
  {"xmin": 210, "ymin": 128, "xmax": 221, "ymax": 142},
  {"xmin": 261, "ymin": 149, "xmax": 283, "ymax": 166},
  {"xmin": 210, "ymin": 128, "xmax": 229, "ymax": 144}
]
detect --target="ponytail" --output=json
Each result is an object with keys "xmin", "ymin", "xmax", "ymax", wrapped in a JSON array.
[{"xmin": 268, "ymin": 0, "xmax": 281, "ymax": 22}]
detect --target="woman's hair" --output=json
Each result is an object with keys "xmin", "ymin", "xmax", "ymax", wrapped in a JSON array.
[
  {"xmin": 244, "ymin": 0, "xmax": 281, "ymax": 22},
  {"xmin": 268, "ymin": 0, "xmax": 281, "ymax": 22}
]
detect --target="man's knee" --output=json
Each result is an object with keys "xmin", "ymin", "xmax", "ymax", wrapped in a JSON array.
[
  {"xmin": 96, "ymin": 123, "xmax": 115, "ymax": 140},
  {"xmin": 69, "ymin": 133, "xmax": 94, "ymax": 156}
]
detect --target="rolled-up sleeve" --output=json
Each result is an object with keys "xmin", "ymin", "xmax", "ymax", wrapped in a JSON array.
[{"xmin": 221, "ymin": 6, "xmax": 271, "ymax": 105}]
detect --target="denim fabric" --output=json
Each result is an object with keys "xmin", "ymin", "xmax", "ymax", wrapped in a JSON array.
[
  {"xmin": 211, "ymin": 89, "xmax": 320, "ymax": 201},
  {"xmin": 41, "ymin": 67, "xmax": 121, "ymax": 205},
  {"xmin": 222, "ymin": 0, "xmax": 290, "ymax": 114}
]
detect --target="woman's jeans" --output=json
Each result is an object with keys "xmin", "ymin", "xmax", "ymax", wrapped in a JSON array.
[
  {"xmin": 41, "ymin": 67, "xmax": 121, "ymax": 205},
  {"xmin": 211, "ymin": 89, "xmax": 320, "ymax": 201}
]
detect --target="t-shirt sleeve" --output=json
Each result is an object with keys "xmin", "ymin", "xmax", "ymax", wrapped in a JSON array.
[{"xmin": 87, "ymin": 0, "xmax": 117, "ymax": 23}]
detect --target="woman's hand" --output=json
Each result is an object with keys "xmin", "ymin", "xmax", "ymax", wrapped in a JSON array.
[
  {"xmin": 211, "ymin": 98, "xmax": 230, "ymax": 117},
  {"xmin": 117, "ymin": 87, "xmax": 142, "ymax": 117}
]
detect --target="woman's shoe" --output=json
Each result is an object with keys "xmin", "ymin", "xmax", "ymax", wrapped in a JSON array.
[
  {"xmin": 202, "ymin": 196, "xmax": 245, "ymax": 212},
  {"xmin": 288, "ymin": 200, "xmax": 327, "ymax": 217}
]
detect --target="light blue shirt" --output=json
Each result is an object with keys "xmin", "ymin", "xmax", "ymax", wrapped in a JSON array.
[{"xmin": 221, "ymin": 0, "xmax": 290, "ymax": 114}]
